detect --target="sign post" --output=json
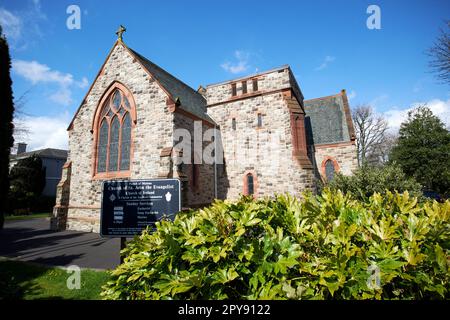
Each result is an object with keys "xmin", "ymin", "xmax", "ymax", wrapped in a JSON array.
[{"xmin": 100, "ymin": 179, "xmax": 181, "ymax": 263}]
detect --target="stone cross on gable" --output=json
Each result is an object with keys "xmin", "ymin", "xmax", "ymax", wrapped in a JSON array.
[{"xmin": 116, "ymin": 25, "xmax": 126, "ymax": 41}]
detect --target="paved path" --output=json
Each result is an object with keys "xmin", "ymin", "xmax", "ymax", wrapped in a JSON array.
[{"xmin": 0, "ymin": 218, "xmax": 121, "ymax": 270}]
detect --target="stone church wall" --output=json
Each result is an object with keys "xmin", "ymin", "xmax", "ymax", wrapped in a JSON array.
[
  {"xmin": 206, "ymin": 69, "xmax": 316, "ymax": 200},
  {"xmin": 66, "ymin": 44, "xmax": 175, "ymax": 232},
  {"xmin": 173, "ymin": 112, "xmax": 215, "ymax": 207},
  {"xmin": 314, "ymin": 142, "xmax": 358, "ymax": 179}
]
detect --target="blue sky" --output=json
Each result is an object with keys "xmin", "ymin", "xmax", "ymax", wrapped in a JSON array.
[{"xmin": 1, "ymin": 0, "xmax": 449, "ymax": 150}]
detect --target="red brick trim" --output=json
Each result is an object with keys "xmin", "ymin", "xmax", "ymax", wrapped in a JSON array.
[
  {"xmin": 340, "ymin": 89, "xmax": 356, "ymax": 141},
  {"xmin": 62, "ymin": 161, "xmax": 72, "ymax": 169},
  {"xmin": 242, "ymin": 170, "xmax": 258, "ymax": 198},
  {"xmin": 320, "ymin": 156, "xmax": 340, "ymax": 180},
  {"xmin": 67, "ymin": 205, "xmax": 101, "ymax": 210},
  {"xmin": 206, "ymin": 87, "xmax": 291, "ymax": 108}
]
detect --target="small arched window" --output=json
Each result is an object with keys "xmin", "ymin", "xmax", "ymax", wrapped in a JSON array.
[
  {"xmin": 94, "ymin": 85, "xmax": 135, "ymax": 177},
  {"xmin": 325, "ymin": 159, "xmax": 335, "ymax": 181},
  {"xmin": 247, "ymin": 174, "xmax": 254, "ymax": 195},
  {"xmin": 243, "ymin": 171, "xmax": 257, "ymax": 196}
]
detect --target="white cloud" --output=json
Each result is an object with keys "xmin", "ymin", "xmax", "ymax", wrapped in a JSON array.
[
  {"xmin": 347, "ymin": 90, "xmax": 357, "ymax": 100},
  {"xmin": 384, "ymin": 98, "xmax": 450, "ymax": 131},
  {"xmin": 77, "ymin": 77, "xmax": 89, "ymax": 89},
  {"xmin": 369, "ymin": 94, "xmax": 389, "ymax": 109},
  {"xmin": 14, "ymin": 112, "xmax": 70, "ymax": 151},
  {"xmin": 49, "ymin": 87, "xmax": 72, "ymax": 106},
  {"xmin": 221, "ymin": 50, "xmax": 251, "ymax": 74},
  {"xmin": 0, "ymin": 8, "xmax": 22, "ymax": 40},
  {"xmin": 315, "ymin": 55, "xmax": 335, "ymax": 71},
  {"xmin": 12, "ymin": 60, "xmax": 73, "ymax": 86},
  {"xmin": 0, "ymin": 1, "xmax": 46, "ymax": 50},
  {"xmin": 12, "ymin": 59, "xmax": 87, "ymax": 106}
]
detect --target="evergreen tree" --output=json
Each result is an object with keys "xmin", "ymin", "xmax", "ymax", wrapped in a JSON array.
[
  {"xmin": 0, "ymin": 26, "xmax": 15, "ymax": 228},
  {"xmin": 9, "ymin": 155, "xmax": 46, "ymax": 213},
  {"xmin": 390, "ymin": 106, "xmax": 450, "ymax": 196}
]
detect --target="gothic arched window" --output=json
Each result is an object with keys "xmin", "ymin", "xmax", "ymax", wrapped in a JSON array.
[
  {"xmin": 325, "ymin": 160, "xmax": 335, "ymax": 181},
  {"xmin": 93, "ymin": 83, "xmax": 136, "ymax": 178},
  {"xmin": 321, "ymin": 157, "xmax": 339, "ymax": 181}
]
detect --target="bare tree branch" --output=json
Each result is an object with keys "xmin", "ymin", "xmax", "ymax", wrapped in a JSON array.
[
  {"xmin": 427, "ymin": 20, "xmax": 450, "ymax": 84},
  {"xmin": 352, "ymin": 105, "xmax": 389, "ymax": 166}
]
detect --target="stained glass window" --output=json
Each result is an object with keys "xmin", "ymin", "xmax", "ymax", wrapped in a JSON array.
[
  {"xmin": 112, "ymin": 90, "xmax": 121, "ymax": 111},
  {"xmin": 120, "ymin": 113, "xmax": 131, "ymax": 170},
  {"xmin": 123, "ymin": 96, "xmax": 130, "ymax": 110},
  {"xmin": 325, "ymin": 160, "xmax": 335, "ymax": 181},
  {"xmin": 108, "ymin": 116, "xmax": 120, "ymax": 171},
  {"xmin": 97, "ymin": 119, "xmax": 109, "ymax": 172},
  {"xmin": 96, "ymin": 87, "xmax": 134, "ymax": 175}
]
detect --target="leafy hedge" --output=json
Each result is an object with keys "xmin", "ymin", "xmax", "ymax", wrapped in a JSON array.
[
  {"xmin": 101, "ymin": 190, "xmax": 449, "ymax": 300},
  {"xmin": 327, "ymin": 163, "xmax": 423, "ymax": 201}
]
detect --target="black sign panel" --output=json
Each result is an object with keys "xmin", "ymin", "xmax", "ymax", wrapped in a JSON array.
[{"xmin": 100, "ymin": 179, "xmax": 181, "ymax": 237}]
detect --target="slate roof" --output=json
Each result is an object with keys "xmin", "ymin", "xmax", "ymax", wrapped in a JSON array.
[
  {"xmin": 304, "ymin": 91, "xmax": 355, "ymax": 145},
  {"xmin": 10, "ymin": 148, "xmax": 68, "ymax": 161},
  {"xmin": 127, "ymin": 47, "xmax": 215, "ymax": 124}
]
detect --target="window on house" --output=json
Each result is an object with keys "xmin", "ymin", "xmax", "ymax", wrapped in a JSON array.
[
  {"xmin": 242, "ymin": 81, "xmax": 247, "ymax": 94},
  {"xmin": 246, "ymin": 173, "xmax": 254, "ymax": 195},
  {"xmin": 257, "ymin": 113, "xmax": 262, "ymax": 128},
  {"xmin": 252, "ymin": 79, "xmax": 258, "ymax": 91},
  {"xmin": 232, "ymin": 118, "xmax": 236, "ymax": 130},
  {"xmin": 231, "ymin": 83, "xmax": 237, "ymax": 96},
  {"xmin": 325, "ymin": 160, "xmax": 335, "ymax": 181},
  {"xmin": 96, "ymin": 88, "xmax": 134, "ymax": 175}
]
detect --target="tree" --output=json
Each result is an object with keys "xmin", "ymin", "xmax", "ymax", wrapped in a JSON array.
[
  {"xmin": 13, "ymin": 90, "xmax": 31, "ymax": 142},
  {"xmin": 327, "ymin": 162, "xmax": 422, "ymax": 201},
  {"xmin": 352, "ymin": 105, "xmax": 388, "ymax": 166},
  {"xmin": 390, "ymin": 106, "xmax": 450, "ymax": 196},
  {"xmin": 9, "ymin": 155, "xmax": 46, "ymax": 214},
  {"xmin": 0, "ymin": 26, "xmax": 15, "ymax": 228},
  {"xmin": 427, "ymin": 20, "xmax": 450, "ymax": 84},
  {"xmin": 365, "ymin": 131, "xmax": 398, "ymax": 165}
]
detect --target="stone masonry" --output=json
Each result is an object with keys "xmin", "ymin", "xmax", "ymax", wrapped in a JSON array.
[{"xmin": 52, "ymin": 38, "xmax": 358, "ymax": 233}]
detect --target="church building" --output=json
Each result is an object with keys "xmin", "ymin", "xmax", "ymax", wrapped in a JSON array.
[{"xmin": 51, "ymin": 29, "xmax": 357, "ymax": 233}]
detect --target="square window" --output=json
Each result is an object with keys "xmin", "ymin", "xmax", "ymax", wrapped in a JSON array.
[
  {"xmin": 242, "ymin": 81, "xmax": 247, "ymax": 94},
  {"xmin": 231, "ymin": 83, "xmax": 237, "ymax": 96},
  {"xmin": 252, "ymin": 79, "xmax": 258, "ymax": 91}
]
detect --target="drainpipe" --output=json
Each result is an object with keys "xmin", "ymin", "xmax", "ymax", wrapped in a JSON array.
[{"xmin": 207, "ymin": 114, "xmax": 219, "ymax": 200}]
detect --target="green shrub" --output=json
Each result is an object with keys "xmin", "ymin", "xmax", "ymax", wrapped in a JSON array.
[
  {"xmin": 327, "ymin": 163, "xmax": 423, "ymax": 201},
  {"xmin": 101, "ymin": 190, "xmax": 449, "ymax": 300}
]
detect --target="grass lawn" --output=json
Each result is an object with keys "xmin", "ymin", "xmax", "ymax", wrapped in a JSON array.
[
  {"xmin": 0, "ymin": 260, "xmax": 110, "ymax": 300},
  {"xmin": 5, "ymin": 213, "xmax": 50, "ymax": 221}
]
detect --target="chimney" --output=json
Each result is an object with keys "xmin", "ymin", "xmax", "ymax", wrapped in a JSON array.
[{"xmin": 17, "ymin": 143, "xmax": 27, "ymax": 155}]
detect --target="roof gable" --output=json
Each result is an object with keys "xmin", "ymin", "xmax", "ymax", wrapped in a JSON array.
[
  {"xmin": 68, "ymin": 40, "xmax": 214, "ymax": 130},
  {"xmin": 127, "ymin": 48, "xmax": 213, "ymax": 123},
  {"xmin": 304, "ymin": 90, "xmax": 355, "ymax": 145}
]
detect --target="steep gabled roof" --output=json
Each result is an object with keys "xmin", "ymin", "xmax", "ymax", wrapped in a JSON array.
[
  {"xmin": 304, "ymin": 90, "xmax": 355, "ymax": 145},
  {"xmin": 126, "ymin": 47, "xmax": 214, "ymax": 124},
  {"xmin": 68, "ymin": 40, "xmax": 214, "ymax": 130}
]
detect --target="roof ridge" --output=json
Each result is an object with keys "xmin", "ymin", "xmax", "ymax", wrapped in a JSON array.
[
  {"xmin": 304, "ymin": 92, "xmax": 343, "ymax": 102},
  {"xmin": 128, "ymin": 47, "xmax": 205, "ymax": 103}
]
